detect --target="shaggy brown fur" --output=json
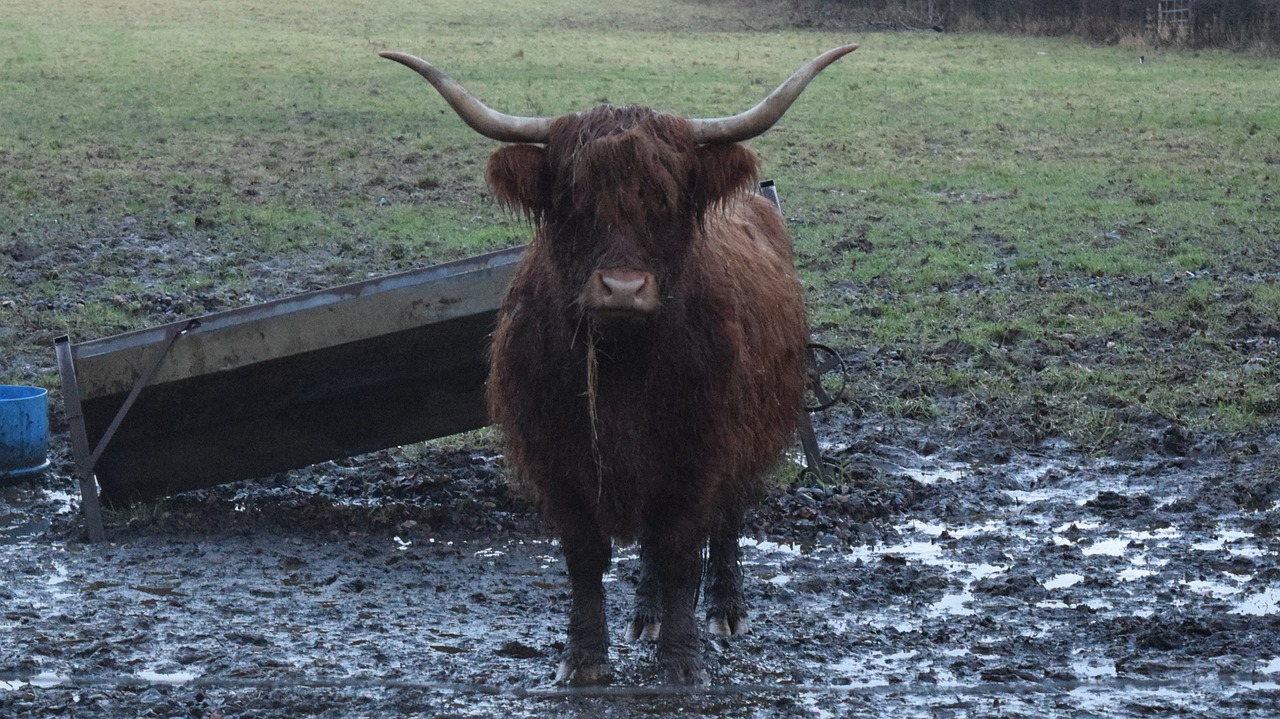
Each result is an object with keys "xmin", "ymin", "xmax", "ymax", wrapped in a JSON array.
[{"xmin": 485, "ymin": 105, "xmax": 807, "ymax": 685}]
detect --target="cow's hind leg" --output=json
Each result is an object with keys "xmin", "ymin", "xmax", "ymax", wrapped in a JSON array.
[
  {"xmin": 627, "ymin": 545, "xmax": 662, "ymax": 642},
  {"xmin": 643, "ymin": 516, "xmax": 708, "ymax": 685},
  {"xmin": 704, "ymin": 507, "xmax": 749, "ymax": 637},
  {"xmin": 555, "ymin": 515, "xmax": 614, "ymax": 686}
]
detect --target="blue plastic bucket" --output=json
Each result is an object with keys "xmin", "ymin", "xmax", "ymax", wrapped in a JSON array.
[{"xmin": 0, "ymin": 385, "xmax": 50, "ymax": 481}]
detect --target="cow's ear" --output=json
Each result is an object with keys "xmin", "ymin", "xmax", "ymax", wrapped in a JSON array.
[
  {"xmin": 693, "ymin": 143, "xmax": 759, "ymax": 210},
  {"xmin": 486, "ymin": 145, "xmax": 551, "ymax": 218}
]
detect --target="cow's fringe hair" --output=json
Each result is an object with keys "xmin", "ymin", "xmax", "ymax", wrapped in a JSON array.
[{"xmin": 550, "ymin": 106, "xmax": 693, "ymax": 227}]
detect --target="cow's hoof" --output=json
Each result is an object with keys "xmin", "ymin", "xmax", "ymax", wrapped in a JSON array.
[
  {"xmin": 662, "ymin": 657, "xmax": 709, "ymax": 686},
  {"xmin": 627, "ymin": 615, "xmax": 661, "ymax": 642},
  {"xmin": 554, "ymin": 650, "xmax": 612, "ymax": 686},
  {"xmin": 706, "ymin": 610, "xmax": 749, "ymax": 637}
]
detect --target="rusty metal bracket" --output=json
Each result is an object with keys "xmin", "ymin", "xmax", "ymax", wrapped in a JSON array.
[{"xmin": 55, "ymin": 319, "xmax": 198, "ymax": 542}]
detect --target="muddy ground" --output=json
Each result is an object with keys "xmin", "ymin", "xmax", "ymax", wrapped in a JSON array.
[
  {"xmin": 2, "ymin": 131, "xmax": 1279, "ymax": 715},
  {"xmin": 3, "ymin": 404, "xmax": 1279, "ymax": 718}
]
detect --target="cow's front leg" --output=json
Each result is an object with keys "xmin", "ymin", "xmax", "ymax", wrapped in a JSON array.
[
  {"xmin": 704, "ymin": 507, "xmax": 750, "ymax": 637},
  {"xmin": 555, "ymin": 515, "xmax": 613, "ymax": 686},
  {"xmin": 643, "ymin": 518, "xmax": 708, "ymax": 685}
]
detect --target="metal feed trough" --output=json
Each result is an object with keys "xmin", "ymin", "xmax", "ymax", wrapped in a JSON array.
[
  {"xmin": 56, "ymin": 185, "xmax": 837, "ymax": 542},
  {"xmin": 56, "ymin": 247, "xmax": 524, "ymax": 540}
]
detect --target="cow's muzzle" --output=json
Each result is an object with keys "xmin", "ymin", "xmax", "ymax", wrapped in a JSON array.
[{"xmin": 581, "ymin": 269, "xmax": 660, "ymax": 323}]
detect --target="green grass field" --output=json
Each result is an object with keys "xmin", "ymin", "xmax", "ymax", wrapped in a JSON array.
[{"xmin": 1, "ymin": 0, "xmax": 1277, "ymax": 454}]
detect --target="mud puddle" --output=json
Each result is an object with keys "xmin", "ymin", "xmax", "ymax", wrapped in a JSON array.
[{"xmin": 2, "ymin": 430, "xmax": 1279, "ymax": 718}]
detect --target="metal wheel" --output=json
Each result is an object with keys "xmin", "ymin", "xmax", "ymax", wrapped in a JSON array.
[{"xmin": 805, "ymin": 343, "xmax": 846, "ymax": 413}]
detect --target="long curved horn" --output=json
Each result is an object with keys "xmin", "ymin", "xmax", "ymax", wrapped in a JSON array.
[
  {"xmin": 689, "ymin": 44, "xmax": 858, "ymax": 145},
  {"xmin": 379, "ymin": 51, "xmax": 553, "ymax": 144}
]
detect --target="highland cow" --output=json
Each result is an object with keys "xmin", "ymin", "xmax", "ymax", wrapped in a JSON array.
[{"xmin": 380, "ymin": 44, "xmax": 856, "ymax": 685}]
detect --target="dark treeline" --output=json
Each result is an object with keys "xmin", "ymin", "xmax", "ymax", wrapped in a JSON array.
[{"xmin": 818, "ymin": 0, "xmax": 1280, "ymax": 51}]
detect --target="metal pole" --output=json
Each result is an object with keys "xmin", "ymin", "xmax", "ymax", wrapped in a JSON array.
[
  {"xmin": 55, "ymin": 336, "xmax": 105, "ymax": 543},
  {"xmin": 759, "ymin": 180, "xmax": 833, "ymax": 483}
]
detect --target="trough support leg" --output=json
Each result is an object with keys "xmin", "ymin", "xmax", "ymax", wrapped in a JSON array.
[
  {"xmin": 53, "ymin": 320, "xmax": 196, "ymax": 541},
  {"xmin": 55, "ymin": 336, "xmax": 105, "ymax": 544}
]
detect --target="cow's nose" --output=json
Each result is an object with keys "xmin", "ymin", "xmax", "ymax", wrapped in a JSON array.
[
  {"xmin": 601, "ymin": 273, "xmax": 647, "ymax": 301},
  {"xmin": 586, "ymin": 269, "xmax": 660, "ymax": 315}
]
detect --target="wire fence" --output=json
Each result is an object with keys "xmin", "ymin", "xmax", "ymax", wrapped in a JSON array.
[{"xmin": 2, "ymin": 670, "xmax": 1278, "ymax": 700}]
